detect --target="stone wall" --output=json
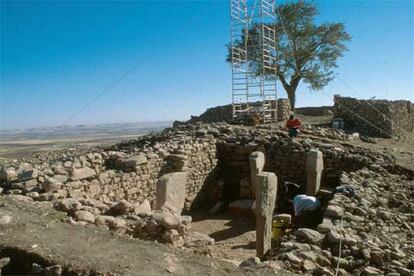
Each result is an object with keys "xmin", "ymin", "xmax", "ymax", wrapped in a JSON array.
[
  {"xmin": 0, "ymin": 122, "xmax": 402, "ymax": 217},
  {"xmin": 333, "ymin": 96, "xmax": 414, "ymax": 137},
  {"xmin": 174, "ymin": 99, "xmax": 291, "ymax": 126},
  {"xmin": 0, "ymin": 133, "xmax": 219, "ymax": 213},
  {"xmin": 215, "ymin": 128, "xmax": 395, "ymax": 204},
  {"xmin": 277, "ymin": 99, "xmax": 291, "ymax": 122}
]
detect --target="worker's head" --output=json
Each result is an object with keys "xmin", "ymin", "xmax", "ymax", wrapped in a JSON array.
[{"xmin": 289, "ymin": 115, "xmax": 294, "ymax": 120}]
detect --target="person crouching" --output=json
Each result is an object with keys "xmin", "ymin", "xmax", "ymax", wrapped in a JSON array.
[{"xmin": 286, "ymin": 115, "xmax": 302, "ymax": 137}]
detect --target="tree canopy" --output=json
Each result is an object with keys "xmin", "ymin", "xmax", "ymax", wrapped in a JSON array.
[{"xmin": 228, "ymin": 1, "xmax": 351, "ymax": 110}]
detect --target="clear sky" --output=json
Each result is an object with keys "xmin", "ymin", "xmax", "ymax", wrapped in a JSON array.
[{"xmin": 1, "ymin": 0, "xmax": 413, "ymax": 129}]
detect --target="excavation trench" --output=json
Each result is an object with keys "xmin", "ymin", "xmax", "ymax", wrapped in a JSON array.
[
  {"xmin": 1, "ymin": 136, "xmax": 399, "ymax": 270},
  {"xmin": 186, "ymin": 141, "xmax": 343, "ymax": 261}
]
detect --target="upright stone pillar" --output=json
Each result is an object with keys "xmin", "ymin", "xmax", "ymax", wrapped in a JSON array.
[
  {"xmin": 306, "ymin": 149, "xmax": 324, "ymax": 196},
  {"xmin": 249, "ymin": 151, "xmax": 265, "ymax": 198},
  {"xmin": 156, "ymin": 172, "xmax": 187, "ymax": 214},
  {"xmin": 255, "ymin": 172, "xmax": 277, "ymax": 257}
]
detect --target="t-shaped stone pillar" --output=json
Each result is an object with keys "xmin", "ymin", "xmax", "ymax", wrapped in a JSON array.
[
  {"xmin": 249, "ymin": 151, "xmax": 265, "ymax": 198},
  {"xmin": 255, "ymin": 172, "xmax": 277, "ymax": 257},
  {"xmin": 306, "ymin": 149, "xmax": 324, "ymax": 196},
  {"xmin": 156, "ymin": 172, "xmax": 187, "ymax": 214}
]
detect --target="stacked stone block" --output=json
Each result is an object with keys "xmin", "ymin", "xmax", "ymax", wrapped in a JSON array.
[{"xmin": 334, "ymin": 95, "xmax": 414, "ymax": 137}]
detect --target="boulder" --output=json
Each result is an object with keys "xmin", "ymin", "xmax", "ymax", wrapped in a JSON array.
[
  {"xmin": 74, "ymin": 210, "xmax": 95, "ymax": 223},
  {"xmin": 134, "ymin": 199, "xmax": 151, "ymax": 215},
  {"xmin": 124, "ymin": 154, "xmax": 147, "ymax": 168},
  {"xmin": 95, "ymin": 215, "xmax": 115, "ymax": 226},
  {"xmin": 17, "ymin": 165, "xmax": 38, "ymax": 182},
  {"xmin": 184, "ymin": 231, "xmax": 214, "ymax": 248},
  {"xmin": 106, "ymin": 200, "xmax": 132, "ymax": 216},
  {"xmin": 71, "ymin": 167, "xmax": 96, "ymax": 180},
  {"xmin": 296, "ymin": 228, "xmax": 324, "ymax": 244},
  {"xmin": 1, "ymin": 167, "xmax": 17, "ymax": 182},
  {"xmin": 325, "ymin": 205, "xmax": 344, "ymax": 219},
  {"xmin": 56, "ymin": 198, "xmax": 82, "ymax": 213}
]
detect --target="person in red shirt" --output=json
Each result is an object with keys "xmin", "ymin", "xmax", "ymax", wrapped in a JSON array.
[{"xmin": 285, "ymin": 115, "xmax": 301, "ymax": 137}]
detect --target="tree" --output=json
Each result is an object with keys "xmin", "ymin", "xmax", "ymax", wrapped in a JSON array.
[{"xmin": 227, "ymin": 1, "xmax": 351, "ymax": 110}]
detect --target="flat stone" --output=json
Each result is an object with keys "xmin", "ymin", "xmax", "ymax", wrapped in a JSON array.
[
  {"xmin": 71, "ymin": 167, "xmax": 96, "ymax": 180},
  {"xmin": 124, "ymin": 154, "xmax": 147, "ymax": 168},
  {"xmin": 109, "ymin": 218, "xmax": 127, "ymax": 229},
  {"xmin": 302, "ymin": 259, "xmax": 318, "ymax": 271},
  {"xmin": 317, "ymin": 218, "xmax": 334, "ymax": 233},
  {"xmin": 7, "ymin": 194, "xmax": 33, "ymax": 203},
  {"xmin": 156, "ymin": 172, "xmax": 186, "ymax": 214},
  {"xmin": 296, "ymin": 228, "xmax": 324, "ymax": 244},
  {"xmin": 74, "ymin": 210, "xmax": 95, "ymax": 224},
  {"xmin": 184, "ymin": 231, "xmax": 214, "ymax": 248},
  {"xmin": 56, "ymin": 198, "xmax": 82, "ymax": 213},
  {"xmin": 325, "ymin": 205, "xmax": 344, "ymax": 219},
  {"xmin": 95, "ymin": 215, "xmax": 115, "ymax": 226},
  {"xmin": 283, "ymin": 252, "xmax": 302, "ymax": 265}
]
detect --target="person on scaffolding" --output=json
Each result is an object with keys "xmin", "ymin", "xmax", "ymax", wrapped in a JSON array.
[{"xmin": 285, "ymin": 115, "xmax": 301, "ymax": 137}]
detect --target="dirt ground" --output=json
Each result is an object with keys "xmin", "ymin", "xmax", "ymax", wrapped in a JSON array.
[
  {"xmin": 0, "ymin": 197, "xmax": 285, "ymax": 276},
  {"xmin": 191, "ymin": 213, "xmax": 257, "ymax": 263}
]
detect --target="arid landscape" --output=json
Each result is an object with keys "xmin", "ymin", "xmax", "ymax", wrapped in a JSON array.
[
  {"xmin": 1, "ymin": 0, "xmax": 413, "ymax": 275},
  {"xmin": 0, "ymin": 122, "xmax": 171, "ymax": 160}
]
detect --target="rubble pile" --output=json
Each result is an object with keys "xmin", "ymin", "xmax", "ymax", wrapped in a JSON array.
[{"xmin": 244, "ymin": 169, "xmax": 414, "ymax": 275}]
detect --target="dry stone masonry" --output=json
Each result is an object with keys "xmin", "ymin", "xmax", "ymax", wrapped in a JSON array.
[
  {"xmin": 1, "ymin": 121, "xmax": 413, "ymax": 275},
  {"xmin": 334, "ymin": 95, "xmax": 414, "ymax": 137}
]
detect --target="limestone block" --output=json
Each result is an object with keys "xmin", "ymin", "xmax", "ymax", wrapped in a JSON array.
[
  {"xmin": 255, "ymin": 172, "xmax": 277, "ymax": 257},
  {"xmin": 249, "ymin": 151, "xmax": 265, "ymax": 198},
  {"xmin": 124, "ymin": 154, "xmax": 148, "ymax": 168},
  {"xmin": 156, "ymin": 172, "xmax": 187, "ymax": 214},
  {"xmin": 71, "ymin": 167, "xmax": 96, "ymax": 181},
  {"xmin": 306, "ymin": 149, "xmax": 323, "ymax": 196}
]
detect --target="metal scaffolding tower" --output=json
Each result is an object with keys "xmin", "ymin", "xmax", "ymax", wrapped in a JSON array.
[{"xmin": 230, "ymin": 0, "xmax": 278, "ymax": 123}]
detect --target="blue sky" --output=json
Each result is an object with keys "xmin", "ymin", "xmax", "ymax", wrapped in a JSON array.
[{"xmin": 1, "ymin": 0, "xmax": 413, "ymax": 129}]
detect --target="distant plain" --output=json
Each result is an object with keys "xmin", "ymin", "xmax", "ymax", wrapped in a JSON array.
[{"xmin": 0, "ymin": 122, "xmax": 172, "ymax": 160}]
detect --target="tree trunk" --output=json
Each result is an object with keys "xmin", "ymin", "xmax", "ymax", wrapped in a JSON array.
[
  {"xmin": 286, "ymin": 87, "xmax": 296, "ymax": 111},
  {"xmin": 278, "ymin": 74, "xmax": 300, "ymax": 112}
]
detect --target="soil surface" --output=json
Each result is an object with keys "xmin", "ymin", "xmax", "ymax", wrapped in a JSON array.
[
  {"xmin": 191, "ymin": 213, "xmax": 257, "ymax": 263},
  {"xmin": 0, "ymin": 197, "xmax": 285, "ymax": 275}
]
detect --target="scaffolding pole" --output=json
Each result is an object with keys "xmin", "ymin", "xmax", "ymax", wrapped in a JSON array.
[{"xmin": 230, "ymin": 0, "xmax": 278, "ymax": 123}]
